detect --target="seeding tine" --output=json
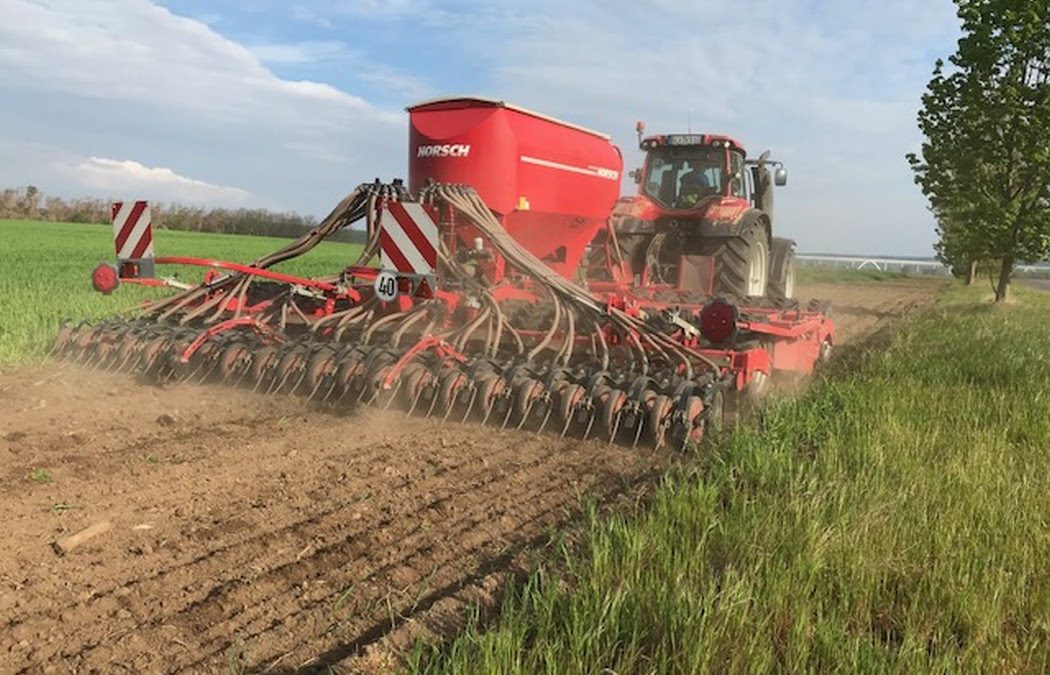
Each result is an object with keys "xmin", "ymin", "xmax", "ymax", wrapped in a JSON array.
[
  {"xmin": 107, "ymin": 332, "xmax": 134, "ymax": 372},
  {"xmin": 362, "ymin": 385, "xmax": 382, "ymax": 408},
  {"xmin": 515, "ymin": 400, "xmax": 537, "ymax": 431},
  {"xmin": 406, "ymin": 385, "xmax": 426, "ymax": 417},
  {"xmin": 536, "ymin": 402, "xmax": 554, "ymax": 435},
  {"xmin": 381, "ymin": 381, "xmax": 402, "ymax": 411},
  {"xmin": 559, "ymin": 409, "xmax": 575, "ymax": 439},
  {"xmin": 118, "ymin": 347, "xmax": 139, "ymax": 373},
  {"xmin": 87, "ymin": 346, "xmax": 110, "ymax": 371},
  {"xmin": 115, "ymin": 339, "xmax": 141, "ymax": 372},
  {"xmin": 233, "ymin": 358, "xmax": 254, "ymax": 388},
  {"xmin": 49, "ymin": 324, "xmax": 70, "ymax": 358},
  {"xmin": 184, "ymin": 347, "xmax": 211, "ymax": 383},
  {"xmin": 141, "ymin": 345, "xmax": 161, "ymax": 374},
  {"xmin": 460, "ymin": 388, "xmax": 478, "ymax": 423},
  {"xmin": 265, "ymin": 369, "xmax": 289, "ymax": 395},
  {"xmin": 66, "ymin": 333, "xmax": 87, "ymax": 364},
  {"xmin": 631, "ymin": 413, "xmax": 646, "ymax": 449},
  {"xmin": 338, "ymin": 372, "xmax": 363, "ymax": 403},
  {"xmin": 608, "ymin": 409, "xmax": 624, "ymax": 445},
  {"xmin": 81, "ymin": 331, "xmax": 107, "ymax": 368},
  {"xmin": 174, "ymin": 356, "xmax": 200, "ymax": 383},
  {"xmin": 480, "ymin": 394, "xmax": 498, "ymax": 426},
  {"xmin": 194, "ymin": 358, "xmax": 220, "ymax": 384},
  {"xmin": 308, "ymin": 375, "xmax": 329, "ymax": 400},
  {"xmin": 71, "ymin": 342, "xmax": 93, "ymax": 366},
  {"xmin": 499, "ymin": 400, "xmax": 514, "ymax": 429},
  {"xmin": 424, "ymin": 388, "xmax": 441, "ymax": 418},
  {"xmin": 355, "ymin": 379, "xmax": 373, "ymax": 405},
  {"xmin": 289, "ymin": 366, "xmax": 309, "ymax": 395},
  {"xmin": 320, "ymin": 377, "xmax": 341, "ymax": 403},
  {"xmin": 581, "ymin": 408, "xmax": 597, "ymax": 441}
]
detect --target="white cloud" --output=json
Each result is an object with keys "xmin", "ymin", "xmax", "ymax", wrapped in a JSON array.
[
  {"xmin": 0, "ymin": 0, "xmax": 405, "ymax": 214},
  {"xmin": 248, "ymin": 40, "xmax": 352, "ymax": 65},
  {"xmin": 75, "ymin": 157, "xmax": 253, "ymax": 206}
]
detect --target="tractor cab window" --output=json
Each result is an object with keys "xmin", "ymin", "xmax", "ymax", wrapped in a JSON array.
[{"xmin": 642, "ymin": 146, "xmax": 725, "ymax": 209}]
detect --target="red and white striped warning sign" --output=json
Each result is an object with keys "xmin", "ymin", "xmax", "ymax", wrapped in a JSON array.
[
  {"xmin": 379, "ymin": 201, "xmax": 438, "ymax": 275},
  {"xmin": 110, "ymin": 201, "xmax": 154, "ymax": 260}
]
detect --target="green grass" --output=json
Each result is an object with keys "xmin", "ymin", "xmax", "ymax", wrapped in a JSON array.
[
  {"xmin": 0, "ymin": 219, "xmax": 361, "ymax": 367},
  {"xmin": 796, "ymin": 266, "xmax": 915, "ymax": 284},
  {"xmin": 411, "ymin": 283, "xmax": 1050, "ymax": 673}
]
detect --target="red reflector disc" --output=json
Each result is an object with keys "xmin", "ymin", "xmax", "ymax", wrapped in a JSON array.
[
  {"xmin": 699, "ymin": 299, "xmax": 738, "ymax": 345},
  {"xmin": 91, "ymin": 263, "xmax": 120, "ymax": 295}
]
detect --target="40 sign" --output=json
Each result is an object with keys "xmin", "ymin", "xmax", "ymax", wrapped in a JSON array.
[
  {"xmin": 373, "ymin": 270, "xmax": 436, "ymax": 303},
  {"xmin": 373, "ymin": 270, "xmax": 399, "ymax": 302}
]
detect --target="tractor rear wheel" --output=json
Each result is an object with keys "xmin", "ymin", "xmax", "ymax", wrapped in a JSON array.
[
  {"xmin": 767, "ymin": 237, "xmax": 797, "ymax": 301},
  {"xmin": 700, "ymin": 214, "xmax": 770, "ymax": 298}
]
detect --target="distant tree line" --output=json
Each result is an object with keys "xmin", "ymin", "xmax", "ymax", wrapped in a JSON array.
[{"xmin": 0, "ymin": 185, "xmax": 367, "ymax": 244}]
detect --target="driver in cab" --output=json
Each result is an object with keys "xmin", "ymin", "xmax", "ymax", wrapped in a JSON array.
[{"xmin": 677, "ymin": 169, "xmax": 718, "ymax": 208}]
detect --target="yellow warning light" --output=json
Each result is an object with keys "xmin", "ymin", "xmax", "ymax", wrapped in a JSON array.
[{"xmin": 517, "ymin": 196, "xmax": 530, "ymax": 210}]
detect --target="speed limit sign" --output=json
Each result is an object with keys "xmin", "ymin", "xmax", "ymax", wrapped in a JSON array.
[{"xmin": 374, "ymin": 270, "xmax": 398, "ymax": 302}]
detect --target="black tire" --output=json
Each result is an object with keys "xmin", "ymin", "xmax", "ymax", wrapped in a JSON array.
[
  {"xmin": 699, "ymin": 213, "xmax": 771, "ymax": 298},
  {"xmin": 768, "ymin": 237, "xmax": 797, "ymax": 301}
]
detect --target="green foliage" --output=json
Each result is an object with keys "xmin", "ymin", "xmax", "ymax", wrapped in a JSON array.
[
  {"xmin": 29, "ymin": 468, "xmax": 52, "ymax": 484},
  {"xmin": 412, "ymin": 284, "xmax": 1050, "ymax": 674},
  {"xmin": 0, "ymin": 219, "xmax": 361, "ymax": 367},
  {"xmin": 908, "ymin": 0, "xmax": 1050, "ymax": 300}
]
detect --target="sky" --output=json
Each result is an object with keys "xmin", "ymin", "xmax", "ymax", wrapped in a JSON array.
[{"xmin": 0, "ymin": 0, "xmax": 962, "ymax": 256}]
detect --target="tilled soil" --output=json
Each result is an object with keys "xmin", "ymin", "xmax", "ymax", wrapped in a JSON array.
[
  {"xmin": 801, "ymin": 278, "xmax": 940, "ymax": 345},
  {"xmin": 0, "ymin": 279, "xmax": 941, "ymax": 674}
]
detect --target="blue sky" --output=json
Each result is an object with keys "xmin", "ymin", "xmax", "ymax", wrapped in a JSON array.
[{"xmin": 0, "ymin": 0, "xmax": 961, "ymax": 255}]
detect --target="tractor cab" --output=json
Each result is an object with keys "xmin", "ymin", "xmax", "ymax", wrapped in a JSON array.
[{"xmin": 634, "ymin": 131, "xmax": 786, "ymax": 216}]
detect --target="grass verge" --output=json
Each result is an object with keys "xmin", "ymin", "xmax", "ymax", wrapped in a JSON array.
[
  {"xmin": 411, "ymin": 283, "xmax": 1050, "ymax": 673},
  {"xmin": 0, "ymin": 219, "xmax": 360, "ymax": 367}
]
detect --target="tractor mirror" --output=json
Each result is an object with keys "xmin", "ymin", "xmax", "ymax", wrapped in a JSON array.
[{"xmin": 774, "ymin": 167, "xmax": 788, "ymax": 186}]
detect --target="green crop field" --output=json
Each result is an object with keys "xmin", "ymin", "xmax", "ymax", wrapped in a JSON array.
[
  {"xmin": 0, "ymin": 219, "xmax": 362, "ymax": 367},
  {"xmin": 412, "ymin": 283, "xmax": 1050, "ymax": 673},
  {"xmin": 795, "ymin": 266, "xmax": 915, "ymax": 284}
]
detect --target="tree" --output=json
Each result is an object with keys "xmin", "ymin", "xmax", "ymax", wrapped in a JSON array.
[
  {"xmin": 22, "ymin": 185, "xmax": 40, "ymax": 220},
  {"xmin": 932, "ymin": 209, "xmax": 982, "ymax": 283},
  {"xmin": 908, "ymin": 0, "xmax": 1050, "ymax": 302}
]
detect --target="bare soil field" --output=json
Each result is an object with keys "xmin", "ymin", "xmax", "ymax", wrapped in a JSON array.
[{"xmin": 0, "ymin": 279, "xmax": 941, "ymax": 674}]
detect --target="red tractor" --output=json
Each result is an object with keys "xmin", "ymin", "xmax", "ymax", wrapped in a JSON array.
[{"xmin": 607, "ymin": 124, "xmax": 795, "ymax": 301}]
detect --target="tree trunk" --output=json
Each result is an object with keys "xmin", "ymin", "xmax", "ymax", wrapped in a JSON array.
[
  {"xmin": 966, "ymin": 260, "xmax": 977, "ymax": 285},
  {"xmin": 995, "ymin": 256, "xmax": 1013, "ymax": 303}
]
